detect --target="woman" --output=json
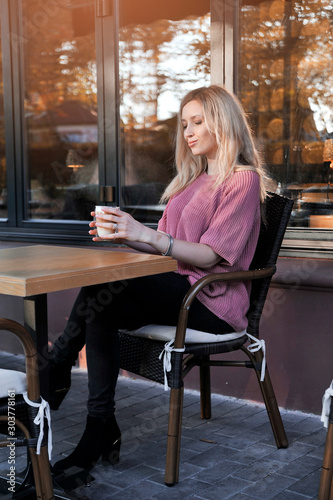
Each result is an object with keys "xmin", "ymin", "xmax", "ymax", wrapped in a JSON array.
[{"xmin": 51, "ymin": 84, "xmax": 267, "ymax": 472}]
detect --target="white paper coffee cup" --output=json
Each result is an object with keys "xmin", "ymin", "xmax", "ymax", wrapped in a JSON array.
[{"xmin": 94, "ymin": 206, "xmax": 113, "ymax": 238}]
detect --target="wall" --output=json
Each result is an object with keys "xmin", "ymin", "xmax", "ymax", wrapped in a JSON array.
[{"xmin": 183, "ymin": 257, "xmax": 333, "ymax": 415}]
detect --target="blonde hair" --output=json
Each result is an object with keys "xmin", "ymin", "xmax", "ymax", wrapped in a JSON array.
[{"xmin": 161, "ymin": 85, "xmax": 267, "ymax": 203}]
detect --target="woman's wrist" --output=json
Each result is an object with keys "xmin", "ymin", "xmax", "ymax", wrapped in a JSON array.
[{"xmin": 147, "ymin": 230, "xmax": 174, "ymax": 256}]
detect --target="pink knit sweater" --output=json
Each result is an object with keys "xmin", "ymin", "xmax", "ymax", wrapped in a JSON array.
[{"xmin": 158, "ymin": 170, "xmax": 261, "ymax": 331}]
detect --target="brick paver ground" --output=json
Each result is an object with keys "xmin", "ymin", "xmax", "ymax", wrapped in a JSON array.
[{"xmin": 0, "ymin": 351, "xmax": 326, "ymax": 499}]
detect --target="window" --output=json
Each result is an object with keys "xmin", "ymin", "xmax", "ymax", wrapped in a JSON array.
[
  {"xmin": 21, "ymin": 0, "xmax": 98, "ymax": 223},
  {"xmin": 0, "ymin": 0, "xmax": 211, "ymax": 242},
  {"xmin": 0, "ymin": 0, "xmax": 332, "ymax": 256},
  {"xmin": 118, "ymin": 0, "xmax": 211, "ymax": 223},
  {"xmin": 238, "ymin": 0, "xmax": 333, "ymax": 245}
]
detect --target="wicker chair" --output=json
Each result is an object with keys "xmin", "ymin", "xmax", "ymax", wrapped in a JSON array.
[
  {"xmin": 119, "ymin": 192, "xmax": 293, "ymax": 486},
  {"xmin": 0, "ymin": 318, "xmax": 54, "ymax": 499},
  {"xmin": 319, "ymin": 381, "xmax": 333, "ymax": 500}
]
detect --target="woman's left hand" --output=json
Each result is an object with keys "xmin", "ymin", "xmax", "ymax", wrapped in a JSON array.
[{"xmin": 89, "ymin": 206, "xmax": 148, "ymax": 243}]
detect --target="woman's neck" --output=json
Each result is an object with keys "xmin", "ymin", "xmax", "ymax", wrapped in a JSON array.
[{"xmin": 206, "ymin": 158, "xmax": 218, "ymax": 176}]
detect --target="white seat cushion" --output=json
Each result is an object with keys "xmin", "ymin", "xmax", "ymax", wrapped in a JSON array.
[
  {"xmin": 121, "ymin": 324, "xmax": 247, "ymax": 344},
  {"xmin": 121, "ymin": 326, "xmax": 267, "ymax": 387},
  {"xmin": 0, "ymin": 369, "xmax": 27, "ymax": 398}
]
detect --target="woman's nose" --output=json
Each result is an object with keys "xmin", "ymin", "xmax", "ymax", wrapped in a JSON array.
[{"xmin": 185, "ymin": 124, "xmax": 194, "ymax": 137}]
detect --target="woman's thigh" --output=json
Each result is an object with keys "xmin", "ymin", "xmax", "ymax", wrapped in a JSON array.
[
  {"xmin": 84, "ymin": 271, "xmax": 233, "ymax": 335},
  {"xmin": 85, "ymin": 272, "xmax": 190, "ymax": 331}
]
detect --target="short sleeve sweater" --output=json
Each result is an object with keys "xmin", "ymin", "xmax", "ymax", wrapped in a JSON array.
[{"xmin": 157, "ymin": 170, "xmax": 261, "ymax": 331}]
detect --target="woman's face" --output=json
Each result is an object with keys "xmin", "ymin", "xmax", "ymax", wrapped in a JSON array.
[{"xmin": 181, "ymin": 100, "xmax": 218, "ymax": 161}]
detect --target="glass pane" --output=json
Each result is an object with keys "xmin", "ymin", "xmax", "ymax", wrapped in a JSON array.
[
  {"xmin": 21, "ymin": 0, "xmax": 98, "ymax": 221},
  {"xmin": 0, "ymin": 5, "xmax": 7, "ymax": 219},
  {"xmin": 239, "ymin": 0, "xmax": 333, "ymax": 228},
  {"xmin": 119, "ymin": 0, "xmax": 211, "ymax": 222}
]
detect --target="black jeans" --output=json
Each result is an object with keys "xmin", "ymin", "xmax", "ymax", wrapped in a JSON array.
[{"xmin": 52, "ymin": 272, "xmax": 233, "ymax": 417}]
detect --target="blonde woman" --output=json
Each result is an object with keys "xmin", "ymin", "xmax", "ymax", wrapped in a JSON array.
[{"xmin": 51, "ymin": 85, "xmax": 267, "ymax": 472}]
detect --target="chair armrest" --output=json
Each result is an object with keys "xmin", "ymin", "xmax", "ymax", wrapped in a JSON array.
[
  {"xmin": 0, "ymin": 318, "xmax": 40, "ymax": 400},
  {"xmin": 181, "ymin": 265, "xmax": 275, "ymax": 311},
  {"xmin": 173, "ymin": 265, "xmax": 275, "ymax": 349}
]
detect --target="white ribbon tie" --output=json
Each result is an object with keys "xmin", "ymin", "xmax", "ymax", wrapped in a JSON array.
[
  {"xmin": 23, "ymin": 393, "xmax": 52, "ymax": 459},
  {"xmin": 246, "ymin": 333, "xmax": 266, "ymax": 382},
  {"xmin": 159, "ymin": 339, "xmax": 185, "ymax": 391},
  {"xmin": 159, "ymin": 333, "xmax": 266, "ymax": 389},
  {"xmin": 321, "ymin": 380, "xmax": 333, "ymax": 429}
]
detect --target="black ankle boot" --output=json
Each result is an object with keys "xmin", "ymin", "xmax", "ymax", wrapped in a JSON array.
[
  {"xmin": 48, "ymin": 358, "xmax": 73, "ymax": 411},
  {"xmin": 53, "ymin": 414, "xmax": 121, "ymax": 472},
  {"xmin": 101, "ymin": 415, "xmax": 121, "ymax": 465}
]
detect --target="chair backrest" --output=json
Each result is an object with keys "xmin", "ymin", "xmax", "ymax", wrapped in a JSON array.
[{"xmin": 246, "ymin": 192, "xmax": 293, "ymax": 336}]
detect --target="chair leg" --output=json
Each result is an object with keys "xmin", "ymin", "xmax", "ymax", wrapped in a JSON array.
[
  {"xmin": 37, "ymin": 445, "xmax": 54, "ymax": 500},
  {"xmin": 242, "ymin": 346, "xmax": 288, "ymax": 449},
  {"xmin": 27, "ymin": 444, "xmax": 54, "ymax": 500},
  {"xmin": 258, "ymin": 367, "xmax": 288, "ymax": 448},
  {"xmin": 165, "ymin": 387, "xmax": 184, "ymax": 487},
  {"xmin": 200, "ymin": 356, "xmax": 211, "ymax": 419},
  {"xmin": 319, "ymin": 421, "xmax": 333, "ymax": 500},
  {"xmin": 29, "ymin": 447, "xmax": 45, "ymax": 499},
  {"xmin": 330, "ymin": 474, "xmax": 333, "ymax": 500}
]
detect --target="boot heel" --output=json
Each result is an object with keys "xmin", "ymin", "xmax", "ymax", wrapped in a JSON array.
[{"xmin": 102, "ymin": 436, "xmax": 121, "ymax": 465}]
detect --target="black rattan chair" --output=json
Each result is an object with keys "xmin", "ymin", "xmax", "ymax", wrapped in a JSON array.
[
  {"xmin": 119, "ymin": 192, "xmax": 293, "ymax": 486},
  {"xmin": 0, "ymin": 318, "xmax": 54, "ymax": 499}
]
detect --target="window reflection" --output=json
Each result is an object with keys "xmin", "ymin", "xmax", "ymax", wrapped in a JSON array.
[
  {"xmin": 0, "ymin": 6, "xmax": 7, "ymax": 219},
  {"xmin": 119, "ymin": 0, "xmax": 210, "ymax": 222},
  {"xmin": 22, "ymin": 0, "xmax": 98, "ymax": 221},
  {"xmin": 239, "ymin": 0, "xmax": 333, "ymax": 228}
]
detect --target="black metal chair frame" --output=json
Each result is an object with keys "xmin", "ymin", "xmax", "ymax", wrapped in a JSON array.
[
  {"xmin": 0, "ymin": 318, "xmax": 54, "ymax": 499},
  {"xmin": 119, "ymin": 192, "xmax": 294, "ymax": 486}
]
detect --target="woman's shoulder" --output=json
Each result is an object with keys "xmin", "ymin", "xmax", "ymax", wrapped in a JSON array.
[
  {"xmin": 234, "ymin": 166, "xmax": 259, "ymax": 177},
  {"xmin": 228, "ymin": 168, "xmax": 260, "ymax": 189}
]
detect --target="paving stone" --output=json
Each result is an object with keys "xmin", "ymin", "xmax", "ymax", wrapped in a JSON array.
[
  {"xmin": 287, "ymin": 468, "xmax": 322, "ymax": 498},
  {"xmin": 233, "ymin": 458, "xmax": 286, "ymax": 482},
  {"xmin": 190, "ymin": 475, "xmax": 252, "ymax": 499},
  {"xmin": 298, "ymin": 428, "xmax": 326, "ymax": 447},
  {"xmin": 228, "ymin": 494, "xmax": 257, "ymax": 500},
  {"xmin": 191, "ymin": 460, "xmax": 246, "ymax": 484},
  {"xmin": 288, "ymin": 417, "xmax": 323, "ymax": 435},
  {"xmin": 107, "ymin": 479, "xmax": 167, "ymax": 499},
  {"xmin": 266, "ymin": 442, "xmax": 316, "ymax": 464},
  {"xmin": 213, "ymin": 429, "xmax": 267, "ymax": 450},
  {"xmin": 270, "ymin": 490, "xmax": 314, "ymax": 500},
  {"xmin": 229, "ymin": 443, "xmax": 277, "ymax": 465},
  {"xmin": 276, "ymin": 454, "xmax": 322, "ymax": 480},
  {"xmin": 241, "ymin": 473, "xmax": 296, "ymax": 499}
]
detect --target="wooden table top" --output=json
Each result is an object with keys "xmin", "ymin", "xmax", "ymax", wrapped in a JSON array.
[{"xmin": 0, "ymin": 245, "xmax": 177, "ymax": 297}]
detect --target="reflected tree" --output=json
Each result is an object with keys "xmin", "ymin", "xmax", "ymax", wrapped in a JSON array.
[
  {"xmin": 21, "ymin": 0, "xmax": 96, "ymax": 113},
  {"xmin": 239, "ymin": 0, "xmax": 333, "ymax": 186}
]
